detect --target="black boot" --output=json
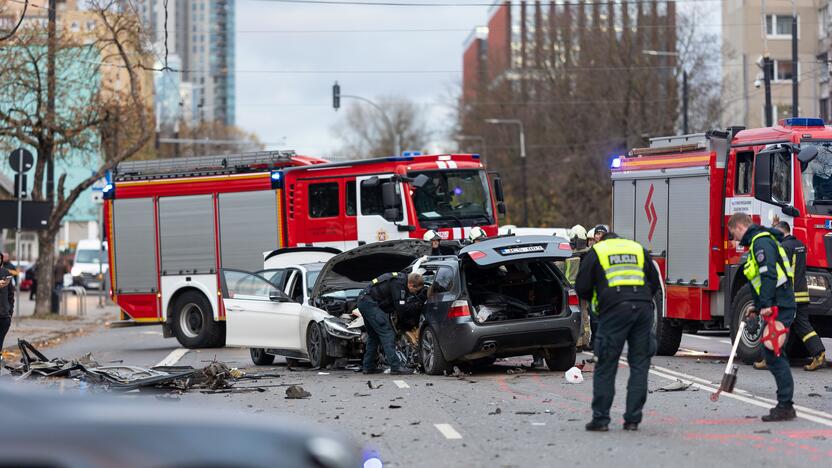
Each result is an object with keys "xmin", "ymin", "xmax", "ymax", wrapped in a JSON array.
[
  {"xmin": 761, "ymin": 404, "xmax": 796, "ymax": 422},
  {"xmin": 623, "ymin": 422, "xmax": 639, "ymax": 431},
  {"xmin": 585, "ymin": 421, "xmax": 609, "ymax": 432}
]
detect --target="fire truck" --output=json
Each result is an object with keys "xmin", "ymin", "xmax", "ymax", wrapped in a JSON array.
[
  {"xmin": 611, "ymin": 118, "xmax": 832, "ymax": 363},
  {"xmin": 103, "ymin": 151, "xmax": 504, "ymax": 347}
]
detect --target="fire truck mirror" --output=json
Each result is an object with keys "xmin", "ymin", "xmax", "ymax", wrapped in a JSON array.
[
  {"xmin": 753, "ymin": 150, "xmax": 775, "ymax": 205},
  {"xmin": 797, "ymin": 146, "xmax": 818, "ymax": 165},
  {"xmin": 492, "ymin": 177, "xmax": 505, "ymax": 202},
  {"xmin": 383, "ymin": 208, "xmax": 402, "ymax": 222},
  {"xmin": 497, "ymin": 202, "xmax": 507, "ymax": 215},
  {"xmin": 361, "ymin": 176, "xmax": 380, "ymax": 188},
  {"xmin": 781, "ymin": 205, "xmax": 800, "ymax": 217},
  {"xmin": 381, "ymin": 181, "xmax": 400, "ymax": 209}
]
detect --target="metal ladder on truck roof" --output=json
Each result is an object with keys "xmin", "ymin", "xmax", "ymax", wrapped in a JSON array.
[
  {"xmin": 629, "ymin": 133, "xmax": 710, "ymax": 157},
  {"xmin": 114, "ymin": 150, "xmax": 298, "ymax": 181}
]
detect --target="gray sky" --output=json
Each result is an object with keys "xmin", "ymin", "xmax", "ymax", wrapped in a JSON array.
[{"xmin": 234, "ymin": 1, "xmax": 490, "ymax": 157}]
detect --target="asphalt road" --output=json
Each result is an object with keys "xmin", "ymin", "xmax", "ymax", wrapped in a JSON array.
[{"xmin": 4, "ymin": 326, "xmax": 832, "ymax": 467}]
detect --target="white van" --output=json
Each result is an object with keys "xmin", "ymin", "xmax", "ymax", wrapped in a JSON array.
[{"xmin": 72, "ymin": 239, "xmax": 108, "ymax": 290}]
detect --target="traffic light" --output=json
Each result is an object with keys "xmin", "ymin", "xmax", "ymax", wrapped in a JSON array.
[{"xmin": 333, "ymin": 81, "xmax": 340, "ymax": 111}]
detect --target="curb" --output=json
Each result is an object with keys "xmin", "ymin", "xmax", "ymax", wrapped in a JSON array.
[{"xmin": 1, "ymin": 320, "xmax": 104, "ymax": 357}]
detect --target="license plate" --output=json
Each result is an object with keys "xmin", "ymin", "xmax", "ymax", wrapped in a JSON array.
[{"xmin": 498, "ymin": 245, "xmax": 545, "ymax": 255}]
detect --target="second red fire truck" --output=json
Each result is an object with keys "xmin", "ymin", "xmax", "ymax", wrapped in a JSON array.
[
  {"xmin": 612, "ymin": 118, "xmax": 832, "ymax": 363},
  {"xmin": 103, "ymin": 151, "xmax": 504, "ymax": 347}
]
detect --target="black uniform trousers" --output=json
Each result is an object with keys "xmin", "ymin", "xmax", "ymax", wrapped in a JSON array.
[
  {"xmin": 763, "ymin": 307, "xmax": 795, "ymax": 404},
  {"xmin": 591, "ymin": 301, "xmax": 656, "ymax": 426},
  {"xmin": 791, "ymin": 303, "xmax": 825, "ymax": 357}
]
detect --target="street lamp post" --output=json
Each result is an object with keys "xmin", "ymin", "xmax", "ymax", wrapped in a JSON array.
[{"xmin": 484, "ymin": 119, "xmax": 527, "ymax": 226}]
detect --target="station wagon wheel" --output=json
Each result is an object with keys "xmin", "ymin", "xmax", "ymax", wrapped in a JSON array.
[
  {"xmin": 306, "ymin": 323, "xmax": 332, "ymax": 369},
  {"xmin": 420, "ymin": 326, "xmax": 449, "ymax": 375}
]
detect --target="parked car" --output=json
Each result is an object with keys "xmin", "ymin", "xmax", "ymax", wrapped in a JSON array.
[
  {"xmin": 222, "ymin": 241, "xmax": 429, "ymax": 367},
  {"xmin": 0, "ymin": 383, "xmax": 362, "ymax": 468},
  {"xmin": 71, "ymin": 239, "xmax": 108, "ymax": 290},
  {"xmin": 417, "ymin": 235, "xmax": 581, "ymax": 374}
]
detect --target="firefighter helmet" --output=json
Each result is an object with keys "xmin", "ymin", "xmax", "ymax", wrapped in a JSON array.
[
  {"xmin": 570, "ymin": 224, "xmax": 587, "ymax": 241},
  {"xmin": 468, "ymin": 226, "xmax": 487, "ymax": 243},
  {"xmin": 423, "ymin": 230, "xmax": 442, "ymax": 242}
]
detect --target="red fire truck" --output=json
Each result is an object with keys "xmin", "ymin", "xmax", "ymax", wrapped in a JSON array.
[
  {"xmin": 103, "ymin": 151, "xmax": 504, "ymax": 347},
  {"xmin": 611, "ymin": 118, "xmax": 832, "ymax": 363}
]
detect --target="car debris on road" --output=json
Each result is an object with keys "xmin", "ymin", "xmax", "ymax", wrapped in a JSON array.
[{"xmin": 3, "ymin": 339, "xmax": 258, "ymax": 393}]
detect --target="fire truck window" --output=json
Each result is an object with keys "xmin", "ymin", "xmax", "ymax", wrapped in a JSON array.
[
  {"xmin": 346, "ymin": 181, "xmax": 357, "ymax": 216},
  {"xmin": 735, "ymin": 151, "xmax": 753, "ymax": 195},
  {"xmin": 772, "ymin": 151, "xmax": 791, "ymax": 203},
  {"xmin": 309, "ymin": 183, "xmax": 339, "ymax": 218},
  {"xmin": 361, "ymin": 179, "xmax": 385, "ymax": 216}
]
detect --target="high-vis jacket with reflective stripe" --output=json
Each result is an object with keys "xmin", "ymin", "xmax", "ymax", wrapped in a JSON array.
[
  {"xmin": 575, "ymin": 237, "xmax": 659, "ymax": 315},
  {"xmin": 781, "ymin": 235, "xmax": 809, "ymax": 304},
  {"xmin": 738, "ymin": 225, "xmax": 795, "ymax": 310}
]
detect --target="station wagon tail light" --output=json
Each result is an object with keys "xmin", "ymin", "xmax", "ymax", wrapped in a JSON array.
[
  {"xmin": 558, "ymin": 242, "xmax": 571, "ymax": 251},
  {"xmin": 448, "ymin": 300, "xmax": 471, "ymax": 318},
  {"xmin": 568, "ymin": 289, "xmax": 579, "ymax": 307},
  {"xmin": 468, "ymin": 251, "xmax": 486, "ymax": 261}
]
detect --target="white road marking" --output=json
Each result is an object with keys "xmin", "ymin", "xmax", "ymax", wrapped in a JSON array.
[
  {"xmin": 719, "ymin": 340, "xmax": 732, "ymax": 345},
  {"xmin": 649, "ymin": 363, "xmax": 832, "ymax": 427},
  {"xmin": 581, "ymin": 351, "xmax": 832, "ymax": 427},
  {"xmin": 393, "ymin": 380, "xmax": 410, "ymax": 389},
  {"xmin": 684, "ymin": 334, "xmax": 713, "ymax": 341},
  {"xmin": 140, "ymin": 331, "xmax": 162, "ymax": 335},
  {"xmin": 531, "ymin": 422, "xmax": 546, "ymax": 426},
  {"xmin": 155, "ymin": 348, "xmax": 189, "ymax": 367},
  {"xmin": 434, "ymin": 423, "xmax": 463, "ymax": 440}
]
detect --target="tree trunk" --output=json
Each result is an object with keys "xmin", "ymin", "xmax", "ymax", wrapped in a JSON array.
[{"xmin": 33, "ymin": 229, "xmax": 57, "ymax": 316}]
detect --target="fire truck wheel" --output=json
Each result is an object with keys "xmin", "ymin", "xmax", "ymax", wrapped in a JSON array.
[
  {"xmin": 730, "ymin": 284, "xmax": 763, "ymax": 365},
  {"xmin": 250, "ymin": 348, "xmax": 275, "ymax": 366},
  {"xmin": 172, "ymin": 291, "xmax": 224, "ymax": 349},
  {"xmin": 653, "ymin": 293, "xmax": 682, "ymax": 356},
  {"xmin": 306, "ymin": 323, "xmax": 332, "ymax": 369}
]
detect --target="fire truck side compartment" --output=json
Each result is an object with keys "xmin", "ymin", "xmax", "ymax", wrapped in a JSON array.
[
  {"xmin": 112, "ymin": 198, "xmax": 158, "ymax": 293},
  {"xmin": 159, "ymin": 195, "xmax": 217, "ymax": 275},
  {"xmin": 666, "ymin": 170, "xmax": 711, "ymax": 286},
  {"xmin": 218, "ymin": 190, "xmax": 280, "ymax": 271}
]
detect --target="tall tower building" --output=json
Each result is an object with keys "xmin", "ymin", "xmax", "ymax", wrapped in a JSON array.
[{"xmin": 138, "ymin": 0, "xmax": 235, "ymax": 127}]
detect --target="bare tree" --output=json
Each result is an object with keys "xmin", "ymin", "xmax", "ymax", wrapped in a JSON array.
[
  {"xmin": 0, "ymin": 0, "xmax": 153, "ymax": 315},
  {"xmin": 457, "ymin": 2, "xmax": 720, "ymax": 228},
  {"xmin": 332, "ymin": 96, "xmax": 432, "ymax": 158}
]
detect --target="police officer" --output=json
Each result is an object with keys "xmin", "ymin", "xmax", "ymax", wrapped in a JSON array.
[
  {"xmin": 774, "ymin": 221, "xmax": 825, "ymax": 371},
  {"xmin": 728, "ymin": 213, "xmax": 797, "ymax": 422},
  {"xmin": 358, "ymin": 272, "xmax": 426, "ymax": 375},
  {"xmin": 576, "ymin": 232, "xmax": 660, "ymax": 432}
]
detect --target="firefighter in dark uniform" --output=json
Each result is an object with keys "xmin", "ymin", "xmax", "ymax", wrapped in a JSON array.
[
  {"xmin": 728, "ymin": 213, "xmax": 797, "ymax": 422},
  {"xmin": 576, "ymin": 232, "xmax": 660, "ymax": 432},
  {"xmin": 358, "ymin": 272, "xmax": 426, "ymax": 375},
  {"xmin": 772, "ymin": 221, "xmax": 825, "ymax": 371}
]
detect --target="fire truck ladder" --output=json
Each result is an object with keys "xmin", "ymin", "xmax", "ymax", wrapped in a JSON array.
[
  {"xmin": 114, "ymin": 150, "xmax": 297, "ymax": 181},
  {"xmin": 629, "ymin": 133, "xmax": 709, "ymax": 157}
]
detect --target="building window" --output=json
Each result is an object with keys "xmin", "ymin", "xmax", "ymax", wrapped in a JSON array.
[
  {"xmin": 821, "ymin": 98, "xmax": 830, "ymax": 122},
  {"xmin": 820, "ymin": 53, "xmax": 830, "ymax": 83},
  {"xmin": 766, "ymin": 14, "xmax": 798, "ymax": 38},
  {"xmin": 309, "ymin": 183, "xmax": 339, "ymax": 218},
  {"xmin": 820, "ymin": 6, "xmax": 829, "ymax": 38},
  {"xmin": 773, "ymin": 60, "xmax": 798, "ymax": 82}
]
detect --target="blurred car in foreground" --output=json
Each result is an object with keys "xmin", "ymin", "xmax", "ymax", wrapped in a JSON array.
[{"xmin": 0, "ymin": 383, "xmax": 362, "ymax": 468}]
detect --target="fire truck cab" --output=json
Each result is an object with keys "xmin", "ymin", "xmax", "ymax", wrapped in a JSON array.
[
  {"xmin": 104, "ymin": 151, "xmax": 503, "ymax": 348},
  {"xmin": 612, "ymin": 118, "xmax": 832, "ymax": 363}
]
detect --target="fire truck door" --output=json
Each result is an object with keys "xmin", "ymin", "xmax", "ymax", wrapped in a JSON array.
[
  {"xmin": 356, "ymin": 175, "xmax": 410, "ymax": 244},
  {"xmin": 221, "ymin": 270, "xmax": 302, "ymax": 350}
]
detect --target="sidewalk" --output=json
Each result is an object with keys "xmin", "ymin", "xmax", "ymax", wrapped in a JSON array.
[{"xmin": 2, "ymin": 291, "xmax": 119, "ymax": 356}]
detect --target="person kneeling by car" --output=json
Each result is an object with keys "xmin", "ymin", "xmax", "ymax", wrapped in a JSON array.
[{"xmin": 359, "ymin": 272, "xmax": 426, "ymax": 375}]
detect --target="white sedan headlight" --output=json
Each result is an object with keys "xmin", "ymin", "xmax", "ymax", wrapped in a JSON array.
[{"xmin": 322, "ymin": 318, "xmax": 361, "ymax": 339}]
